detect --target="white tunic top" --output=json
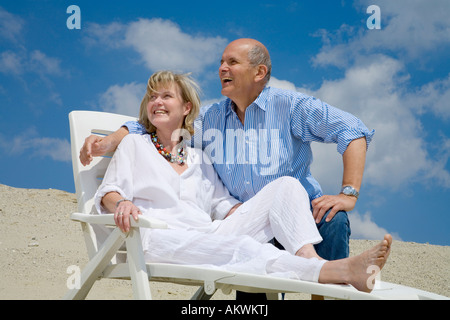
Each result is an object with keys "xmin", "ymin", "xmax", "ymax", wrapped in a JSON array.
[
  {"xmin": 94, "ymin": 134, "xmax": 325, "ymax": 282},
  {"xmin": 95, "ymin": 134, "xmax": 241, "ymax": 231}
]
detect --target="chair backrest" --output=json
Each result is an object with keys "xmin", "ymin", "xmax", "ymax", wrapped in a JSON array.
[
  {"xmin": 69, "ymin": 110, "xmax": 138, "ymax": 214},
  {"xmin": 69, "ymin": 111, "xmax": 137, "ymax": 258}
]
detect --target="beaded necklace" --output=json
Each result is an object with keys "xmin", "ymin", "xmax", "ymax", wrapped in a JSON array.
[{"xmin": 150, "ymin": 132, "xmax": 187, "ymax": 165}]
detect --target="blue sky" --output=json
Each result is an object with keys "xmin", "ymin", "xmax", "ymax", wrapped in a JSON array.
[{"xmin": 1, "ymin": 0, "xmax": 449, "ymax": 245}]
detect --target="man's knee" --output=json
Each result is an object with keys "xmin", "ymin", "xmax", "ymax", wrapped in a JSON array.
[
  {"xmin": 320, "ymin": 210, "xmax": 350, "ymax": 238},
  {"xmin": 327, "ymin": 210, "xmax": 350, "ymax": 228},
  {"xmin": 316, "ymin": 210, "xmax": 351, "ymax": 259}
]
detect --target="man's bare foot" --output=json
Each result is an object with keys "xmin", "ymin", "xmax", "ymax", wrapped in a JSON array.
[{"xmin": 319, "ymin": 234, "xmax": 393, "ymax": 293}]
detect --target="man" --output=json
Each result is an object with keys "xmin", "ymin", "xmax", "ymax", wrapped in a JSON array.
[{"xmin": 80, "ymin": 38, "xmax": 373, "ymax": 272}]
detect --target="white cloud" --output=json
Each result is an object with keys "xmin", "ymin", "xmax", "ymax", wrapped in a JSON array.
[
  {"xmin": 267, "ymin": 77, "xmax": 298, "ymax": 92},
  {"xmin": 125, "ymin": 18, "xmax": 227, "ymax": 72},
  {"xmin": 83, "ymin": 22, "xmax": 125, "ymax": 49},
  {"xmin": 85, "ymin": 18, "xmax": 228, "ymax": 73},
  {"xmin": 269, "ymin": 1, "xmax": 450, "ymax": 191},
  {"xmin": 29, "ymin": 137, "xmax": 71, "ymax": 162},
  {"xmin": 0, "ymin": 6, "xmax": 24, "ymax": 44},
  {"xmin": 0, "ymin": 131, "xmax": 71, "ymax": 162},
  {"xmin": 29, "ymin": 50, "xmax": 63, "ymax": 76},
  {"xmin": 99, "ymin": 82, "xmax": 146, "ymax": 117},
  {"xmin": 405, "ymin": 74, "xmax": 450, "ymax": 121},
  {"xmin": 314, "ymin": 0, "xmax": 450, "ymax": 68},
  {"xmin": 349, "ymin": 211, "xmax": 401, "ymax": 241},
  {"xmin": 0, "ymin": 50, "xmax": 23, "ymax": 75},
  {"xmin": 0, "ymin": 50, "xmax": 63, "ymax": 77},
  {"xmin": 269, "ymin": 54, "xmax": 450, "ymax": 191}
]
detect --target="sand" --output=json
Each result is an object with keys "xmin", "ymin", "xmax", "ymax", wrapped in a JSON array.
[{"xmin": 0, "ymin": 183, "xmax": 449, "ymax": 300}]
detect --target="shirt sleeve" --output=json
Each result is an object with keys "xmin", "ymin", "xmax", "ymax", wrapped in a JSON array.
[
  {"xmin": 94, "ymin": 136, "xmax": 136, "ymax": 214},
  {"xmin": 123, "ymin": 121, "xmax": 147, "ymax": 134},
  {"xmin": 290, "ymin": 94, "xmax": 375, "ymax": 155},
  {"xmin": 199, "ymin": 152, "xmax": 241, "ymax": 221}
]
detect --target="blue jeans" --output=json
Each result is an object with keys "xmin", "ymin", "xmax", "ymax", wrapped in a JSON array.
[{"xmin": 314, "ymin": 209, "xmax": 351, "ymax": 260}]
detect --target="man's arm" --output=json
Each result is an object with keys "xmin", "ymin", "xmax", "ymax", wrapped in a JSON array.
[
  {"xmin": 79, "ymin": 126, "xmax": 129, "ymax": 166},
  {"xmin": 311, "ymin": 137, "xmax": 367, "ymax": 223}
]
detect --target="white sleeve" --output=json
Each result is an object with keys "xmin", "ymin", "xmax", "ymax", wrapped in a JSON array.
[
  {"xmin": 94, "ymin": 136, "xmax": 136, "ymax": 214},
  {"xmin": 200, "ymin": 155, "xmax": 240, "ymax": 221}
]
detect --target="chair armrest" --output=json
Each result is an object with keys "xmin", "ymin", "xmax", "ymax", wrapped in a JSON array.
[{"xmin": 70, "ymin": 213, "xmax": 168, "ymax": 229}]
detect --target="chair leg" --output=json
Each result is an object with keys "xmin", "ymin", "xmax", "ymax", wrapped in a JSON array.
[
  {"xmin": 126, "ymin": 228, "xmax": 152, "ymax": 300},
  {"xmin": 63, "ymin": 228, "xmax": 127, "ymax": 300},
  {"xmin": 266, "ymin": 292, "xmax": 282, "ymax": 300},
  {"xmin": 191, "ymin": 286, "xmax": 214, "ymax": 300}
]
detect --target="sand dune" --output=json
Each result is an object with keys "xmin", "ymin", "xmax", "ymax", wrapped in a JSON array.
[{"xmin": 0, "ymin": 184, "xmax": 448, "ymax": 299}]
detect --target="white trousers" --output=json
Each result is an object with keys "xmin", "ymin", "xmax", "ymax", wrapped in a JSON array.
[{"xmin": 142, "ymin": 177, "xmax": 326, "ymax": 282}]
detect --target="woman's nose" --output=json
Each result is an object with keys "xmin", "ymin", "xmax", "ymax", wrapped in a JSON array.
[{"xmin": 154, "ymin": 96, "xmax": 163, "ymax": 105}]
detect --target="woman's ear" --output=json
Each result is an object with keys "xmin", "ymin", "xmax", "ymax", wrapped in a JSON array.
[{"xmin": 183, "ymin": 101, "xmax": 192, "ymax": 116}]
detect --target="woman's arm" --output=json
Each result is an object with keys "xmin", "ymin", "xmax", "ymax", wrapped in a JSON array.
[{"xmin": 102, "ymin": 191, "xmax": 141, "ymax": 233}]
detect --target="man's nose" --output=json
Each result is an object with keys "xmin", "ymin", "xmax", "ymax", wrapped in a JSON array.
[{"xmin": 219, "ymin": 62, "xmax": 229, "ymax": 73}]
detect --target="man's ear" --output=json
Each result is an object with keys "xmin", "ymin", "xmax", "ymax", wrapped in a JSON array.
[{"xmin": 254, "ymin": 64, "xmax": 268, "ymax": 83}]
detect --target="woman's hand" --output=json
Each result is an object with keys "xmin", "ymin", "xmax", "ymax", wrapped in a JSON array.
[
  {"xmin": 225, "ymin": 203, "xmax": 242, "ymax": 219},
  {"xmin": 114, "ymin": 200, "xmax": 142, "ymax": 232}
]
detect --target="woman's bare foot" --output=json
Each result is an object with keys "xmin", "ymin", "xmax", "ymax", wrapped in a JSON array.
[
  {"xmin": 296, "ymin": 243, "xmax": 323, "ymax": 260},
  {"xmin": 319, "ymin": 234, "xmax": 393, "ymax": 293}
]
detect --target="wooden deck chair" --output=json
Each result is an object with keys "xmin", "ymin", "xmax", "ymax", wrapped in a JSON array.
[{"xmin": 64, "ymin": 110, "xmax": 449, "ymax": 300}]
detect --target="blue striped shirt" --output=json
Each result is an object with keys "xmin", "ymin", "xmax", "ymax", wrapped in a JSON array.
[{"xmin": 124, "ymin": 86, "xmax": 374, "ymax": 202}]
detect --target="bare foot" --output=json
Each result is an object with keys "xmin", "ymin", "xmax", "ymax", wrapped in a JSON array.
[
  {"xmin": 296, "ymin": 243, "xmax": 323, "ymax": 260},
  {"xmin": 347, "ymin": 234, "xmax": 392, "ymax": 292},
  {"xmin": 319, "ymin": 234, "xmax": 393, "ymax": 293}
]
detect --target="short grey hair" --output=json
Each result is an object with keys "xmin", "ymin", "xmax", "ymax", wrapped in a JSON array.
[{"xmin": 248, "ymin": 45, "xmax": 272, "ymax": 84}]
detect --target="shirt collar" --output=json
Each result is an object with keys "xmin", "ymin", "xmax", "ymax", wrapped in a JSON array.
[
  {"xmin": 252, "ymin": 86, "xmax": 270, "ymax": 111},
  {"xmin": 225, "ymin": 86, "xmax": 271, "ymax": 116}
]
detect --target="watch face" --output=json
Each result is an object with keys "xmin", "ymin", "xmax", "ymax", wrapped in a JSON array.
[
  {"xmin": 342, "ymin": 186, "xmax": 358, "ymax": 197},
  {"xmin": 343, "ymin": 186, "xmax": 352, "ymax": 194}
]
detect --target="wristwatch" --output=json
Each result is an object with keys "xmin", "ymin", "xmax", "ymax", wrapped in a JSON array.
[{"xmin": 340, "ymin": 186, "xmax": 359, "ymax": 199}]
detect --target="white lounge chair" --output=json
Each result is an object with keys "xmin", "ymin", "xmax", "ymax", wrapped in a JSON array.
[{"xmin": 64, "ymin": 110, "xmax": 449, "ymax": 300}]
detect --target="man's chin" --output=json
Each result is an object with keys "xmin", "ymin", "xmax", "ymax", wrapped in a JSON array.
[{"xmin": 221, "ymin": 87, "xmax": 233, "ymax": 98}]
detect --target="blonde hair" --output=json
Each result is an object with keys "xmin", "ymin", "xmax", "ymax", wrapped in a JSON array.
[{"xmin": 139, "ymin": 71, "xmax": 201, "ymax": 136}]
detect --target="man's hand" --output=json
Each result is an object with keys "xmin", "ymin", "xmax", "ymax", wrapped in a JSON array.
[
  {"xmin": 79, "ymin": 126, "xmax": 129, "ymax": 166},
  {"xmin": 79, "ymin": 135, "xmax": 112, "ymax": 166},
  {"xmin": 311, "ymin": 193, "xmax": 357, "ymax": 223}
]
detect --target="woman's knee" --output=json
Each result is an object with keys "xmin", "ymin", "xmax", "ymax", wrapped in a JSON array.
[{"xmin": 276, "ymin": 176, "xmax": 308, "ymax": 197}]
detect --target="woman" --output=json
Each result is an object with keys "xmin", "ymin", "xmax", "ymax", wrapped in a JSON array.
[{"xmin": 95, "ymin": 71, "xmax": 391, "ymax": 293}]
